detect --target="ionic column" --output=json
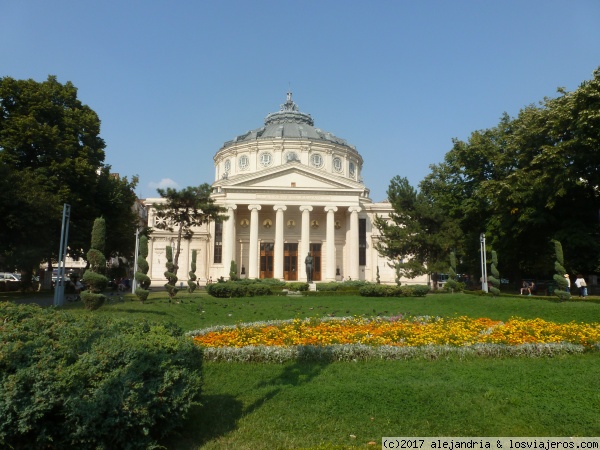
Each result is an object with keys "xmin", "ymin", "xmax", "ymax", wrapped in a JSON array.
[
  {"xmin": 300, "ymin": 205, "xmax": 313, "ymax": 280},
  {"xmin": 348, "ymin": 206, "xmax": 361, "ymax": 281},
  {"xmin": 273, "ymin": 205, "xmax": 287, "ymax": 280},
  {"xmin": 324, "ymin": 206, "xmax": 338, "ymax": 281},
  {"xmin": 222, "ymin": 205, "xmax": 237, "ymax": 279},
  {"xmin": 248, "ymin": 205, "xmax": 261, "ymax": 279}
]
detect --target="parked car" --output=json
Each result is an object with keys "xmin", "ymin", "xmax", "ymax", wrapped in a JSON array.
[{"xmin": 0, "ymin": 272, "xmax": 21, "ymax": 291}]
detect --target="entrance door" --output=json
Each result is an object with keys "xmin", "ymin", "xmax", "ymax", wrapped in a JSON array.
[
  {"xmin": 309, "ymin": 243, "xmax": 322, "ymax": 281},
  {"xmin": 283, "ymin": 243, "xmax": 298, "ymax": 281},
  {"xmin": 260, "ymin": 243, "xmax": 274, "ymax": 279}
]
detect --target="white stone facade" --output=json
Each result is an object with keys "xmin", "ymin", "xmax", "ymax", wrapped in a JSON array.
[{"xmin": 145, "ymin": 94, "xmax": 428, "ymax": 287}]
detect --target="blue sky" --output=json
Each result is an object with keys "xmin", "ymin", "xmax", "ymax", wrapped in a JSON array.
[{"xmin": 3, "ymin": 0, "xmax": 600, "ymax": 201}]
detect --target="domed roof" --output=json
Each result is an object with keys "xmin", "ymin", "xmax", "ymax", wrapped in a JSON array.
[{"xmin": 222, "ymin": 93, "xmax": 355, "ymax": 149}]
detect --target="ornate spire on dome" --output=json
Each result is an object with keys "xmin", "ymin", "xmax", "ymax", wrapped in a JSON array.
[
  {"xmin": 282, "ymin": 91, "xmax": 299, "ymax": 112},
  {"xmin": 264, "ymin": 92, "xmax": 314, "ymax": 126}
]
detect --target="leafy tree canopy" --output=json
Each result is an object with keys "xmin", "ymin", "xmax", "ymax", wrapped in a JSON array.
[
  {"xmin": 0, "ymin": 75, "xmax": 139, "ymax": 275},
  {"xmin": 419, "ymin": 67, "xmax": 600, "ymax": 279}
]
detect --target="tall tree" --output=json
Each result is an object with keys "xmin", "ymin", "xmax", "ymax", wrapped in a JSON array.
[
  {"xmin": 374, "ymin": 176, "xmax": 461, "ymax": 287},
  {"xmin": 0, "ymin": 75, "xmax": 139, "ymax": 277},
  {"xmin": 152, "ymin": 184, "xmax": 227, "ymax": 303},
  {"xmin": 419, "ymin": 67, "xmax": 600, "ymax": 280}
]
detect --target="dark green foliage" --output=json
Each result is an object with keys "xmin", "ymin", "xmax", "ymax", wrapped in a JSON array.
[
  {"xmin": 81, "ymin": 271, "xmax": 109, "ymax": 292},
  {"xmin": 374, "ymin": 176, "xmax": 461, "ymax": 284},
  {"xmin": 229, "ymin": 260, "xmax": 238, "ymax": 281},
  {"xmin": 90, "ymin": 217, "xmax": 106, "ymax": 254},
  {"xmin": 135, "ymin": 235, "xmax": 151, "ymax": 303},
  {"xmin": 164, "ymin": 246, "xmax": 179, "ymax": 302},
  {"xmin": 206, "ymin": 281, "xmax": 275, "ymax": 298},
  {"xmin": 152, "ymin": 185, "xmax": 227, "ymax": 303},
  {"xmin": 79, "ymin": 291, "xmax": 106, "ymax": 311},
  {"xmin": 0, "ymin": 76, "xmax": 138, "ymax": 275},
  {"xmin": 285, "ymin": 282, "xmax": 309, "ymax": 292},
  {"xmin": 552, "ymin": 240, "xmax": 570, "ymax": 301},
  {"xmin": 420, "ymin": 68, "xmax": 600, "ymax": 279},
  {"xmin": 188, "ymin": 249, "xmax": 198, "ymax": 294},
  {"xmin": 86, "ymin": 248, "xmax": 105, "ymax": 272},
  {"xmin": 444, "ymin": 251, "xmax": 462, "ymax": 292},
  {"xmin": 359, "ymin": 284, "xmax": 430, "ymax": 297},
  {"xmin": 82, "ymin": 217, "xmax": 108, "ymax": 310},
  {"xmin": 0, "ymin": 303, "xmax": 203, "ymax": 450},
  {"xmin": 376, "ymin": 266, "xmax": 381, "ymax": 284},
  {"xmin": 488, "ymin": 250, "xmax": 501, "ymax": 296}
]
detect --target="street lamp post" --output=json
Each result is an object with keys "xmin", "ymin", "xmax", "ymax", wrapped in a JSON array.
[{"xmin": 480, "ymin": 233, "xmax": 488, "ymax": 293}]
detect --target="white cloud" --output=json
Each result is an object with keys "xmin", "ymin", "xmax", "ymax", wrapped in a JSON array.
[{"xmin": 148, "ymin": 178, "xmax": 180, "ymax": 193}]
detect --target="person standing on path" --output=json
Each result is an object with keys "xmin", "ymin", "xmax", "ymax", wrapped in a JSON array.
[
  {"xmin": 574, "ymin": 274, "xmax": 587, "ymax": 298},
  {"xmin": 564, "ymin": 273, "xmax": 571, "ymax": 293}
]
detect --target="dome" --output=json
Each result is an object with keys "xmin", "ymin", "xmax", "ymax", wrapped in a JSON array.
[{"xmin": 222, "ymin": 92, "xmax": 355, "ymax": 150}]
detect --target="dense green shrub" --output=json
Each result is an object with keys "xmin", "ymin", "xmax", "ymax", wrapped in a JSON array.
[
  {"xmin": 443, "ymin": 280, "xmax": 465, "ymax": 293},
  {"xmin": 206, "ymin": 281, "xmax": 275, "ymax": 298},
  {"xmin": 411, "ymin": 285, "xmax": 431, "ymax": 297},
  {"xmin": 315, "ymin": 282, "xmax": 339, "ymax": 291},
  {"xmin": 284, "ymin": 282, "xmax": 309, "ymax": 292},
  {"xmin": 246, "ymin": 284, "xmax": 275, "ymax": 296},
  {"xmin": 82, "ymin": 217, "xmax": 108, "ymax": 310},
  {"xmin": 135, "ymin": 236, "xmax": 151, "ymax": 301},
  {"xmin": 359, "ymin": 284, "xmax": 430, "ymax": 297},
  {"xmin": 188, "ymin": 249, "xmax": 198, "ymax": 294},
  {"xmin": 0, "ymin": 303, "xmax": 203, "ymax": 450},
  {"xmin": 258, "ymin": 278, "xmax": 286, "ymax": 287}
]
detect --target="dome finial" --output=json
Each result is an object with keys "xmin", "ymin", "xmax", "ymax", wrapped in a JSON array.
[{"xmin": 282, "ymin": 91, "xmax": 298, "ymax": 112}]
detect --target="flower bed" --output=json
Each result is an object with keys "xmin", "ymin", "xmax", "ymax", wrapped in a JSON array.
[{"xmin": 189, "ymin": 316, "xmax": 600, "ymax": 362}]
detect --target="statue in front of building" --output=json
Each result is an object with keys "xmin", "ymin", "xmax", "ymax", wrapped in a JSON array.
[{"xmin": 305, "ymin": 253, "xmax": 314, "ymax": 283}]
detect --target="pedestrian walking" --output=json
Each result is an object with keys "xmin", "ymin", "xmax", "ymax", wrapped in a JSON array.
[{"xmin": 574, "ymin": 274, "xmax": 587, "ymax": 298}]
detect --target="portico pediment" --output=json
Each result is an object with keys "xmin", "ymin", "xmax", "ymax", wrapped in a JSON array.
[{"xmin": 215, "ymin": 162, "xmax": 364, "ymax": 191}]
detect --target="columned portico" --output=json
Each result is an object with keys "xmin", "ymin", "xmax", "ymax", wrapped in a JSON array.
[
  {"xmin": 145, "ymin": 93, "xmax": 432, "ymax": 288},
  {"xmin": 273, "ymin": 205, "xmax": 287, "ymax": 279},
  {"xmin": 324, "ymin": 206, "xmax": 338, "ymax": 281},
  {"xmin": 299, "ymin": 205, "xmax": 312, "ymax": 280},
  {"xmin": 223, "ymin": 205, "xmax": 237, "ymax": 277},
  {"xmin": 248, "ymin": 204, "xmax": 261, "ymax": 279},
  {"xmin": 348, "ymin": 206, "xmax": 361, "ymax": 281}
]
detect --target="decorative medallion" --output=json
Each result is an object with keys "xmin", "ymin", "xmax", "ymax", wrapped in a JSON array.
[
  {"xmin": 238, "ymin": 154, "xmax": 249, "ymax": 170},
  {"xmin": 259, "ymin": 152, "xmax": 273, "ymax": 167},
  {"xmin": 333, "ymin": 157, "xmax": 342, "ymax": 173},
  {"xmin": 240, "ymin": 218, "xmax": 249, "ymax": 228},
  {"xmin": 310, "ymin": 153, "xmax": 323, "ymax": 168},
  {"xmin": 335, "ymin": 220, "xmax": 342, "ymax": 229},
  {"xmin": 286, "ymin": 151, "xmax": 299, "ymax": 163},
  {"xmin": 263, "ymin": 219, "xmax": 273, "ymax": 229},
  {"xmin": 311, "ymin": 220, "xmax": 319, "ymax": 229},
  {"xmin": 287, "ymin": 219, "xmax": 296, "ymax": 228}
]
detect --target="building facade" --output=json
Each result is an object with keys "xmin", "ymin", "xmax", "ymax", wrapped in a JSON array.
[{"xmin": 145, "ymin": 94, "xmax": 428, "ymax": 286}]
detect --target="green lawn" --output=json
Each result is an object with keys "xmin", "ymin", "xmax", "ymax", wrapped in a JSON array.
[{"xmin": 5, "ymin": 290, "xmax": 600, "ymax": 448}]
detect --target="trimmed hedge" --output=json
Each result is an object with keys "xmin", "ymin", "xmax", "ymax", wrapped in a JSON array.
[
  {"xmin": 0, "ymin": 303, "xmax": 203, "ymax": 450},
  {"xmin": 359, "ymin": 284, "xmax": 430, "ymax": 297},
  {"xmin": 207, "ymin": 281, "xmax": 276, "ymax": 298}
]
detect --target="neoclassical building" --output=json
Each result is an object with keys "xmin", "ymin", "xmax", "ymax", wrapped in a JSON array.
[{"xmin": 145, "ymin": 94, "xmax": 428, "ymax": 286}]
